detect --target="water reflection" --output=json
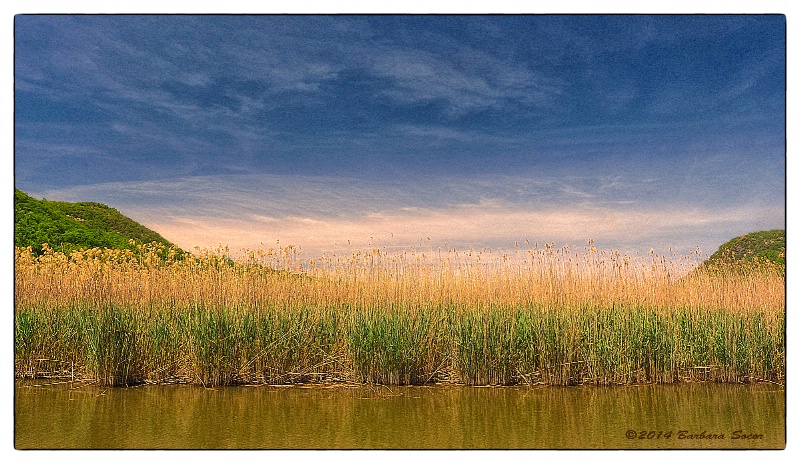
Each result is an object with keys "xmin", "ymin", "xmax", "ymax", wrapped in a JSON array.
[{"xmin": 15, "ymin": 381, "xmax": 784, "ymax": 449}]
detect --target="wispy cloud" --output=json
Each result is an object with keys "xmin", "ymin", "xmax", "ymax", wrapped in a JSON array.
[
  {"xmin": 368, "ymin": 45, "xmax": 560, "ymax": 116},
  {"xmin": 139, "ymin": 194, "xmax": 782, "ymax": 259},
  {"xmin": 33, "ymin": 171, "xmax": 784, "ymax": 258}
]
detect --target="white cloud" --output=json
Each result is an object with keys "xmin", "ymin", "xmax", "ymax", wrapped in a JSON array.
[
  {"xmin": 144, "ymin": 196, "xmax": 782, "ymax": 259},
  {"xmin": 366, "ymin": 43, "xmax": 560, "ymax": 115},
  {"xmin": 34, "ymin": 173, "xmax": 784, "ymax": 259}
]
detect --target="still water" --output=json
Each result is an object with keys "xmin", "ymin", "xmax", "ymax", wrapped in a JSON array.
[{"xmin": 15, "ymin": 380, "xmax": 784, "ymax": 449}]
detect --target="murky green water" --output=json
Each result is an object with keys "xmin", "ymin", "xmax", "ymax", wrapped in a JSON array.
[{"xmin": 15, "ymin": 380, "xmax": 784, "ymax": 449}]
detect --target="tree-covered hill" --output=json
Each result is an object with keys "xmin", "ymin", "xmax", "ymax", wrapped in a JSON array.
[
  {"xmin": 15, "ymin": 189, "xmax": 180, "ymax": 255},
  {"xmin": 702, "ymin": 229, "xmax": 785, "ymax": 274}
]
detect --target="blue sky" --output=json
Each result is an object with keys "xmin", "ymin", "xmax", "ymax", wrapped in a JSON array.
[{"xmin": 13, "ymin": 14, "xmax": 786, "ymax": 258}]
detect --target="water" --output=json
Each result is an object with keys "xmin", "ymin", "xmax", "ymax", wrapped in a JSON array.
[{"xmin": 15, "ymin": 380, "xmax": 784, "ymax": 449}]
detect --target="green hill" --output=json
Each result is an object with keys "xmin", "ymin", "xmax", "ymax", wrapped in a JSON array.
[
  {"xmin": 15, "ymin": 189, "xmax": 180, "ymax": 255},
  {"xmin": 702, "ymin": 229, "xmax": 785, "ymax": 273}
]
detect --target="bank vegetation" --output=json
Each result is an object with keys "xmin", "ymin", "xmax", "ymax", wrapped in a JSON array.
[{"xmin": 14, "ymin": 242, "xmax": 785, "ymax": 387}]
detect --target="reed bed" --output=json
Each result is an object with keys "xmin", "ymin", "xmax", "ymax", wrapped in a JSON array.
[{"xmin": 14, "ymin": 243, "xmax": 785, "ymax": 387}]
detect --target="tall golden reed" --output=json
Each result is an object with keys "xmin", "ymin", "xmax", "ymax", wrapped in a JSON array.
[{"xmin": 14, "ymin": 242, "xmax": 785, "ymax": 386}]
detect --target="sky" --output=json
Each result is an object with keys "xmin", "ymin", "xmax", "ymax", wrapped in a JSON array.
[{"xmin": 13, "ymin": 14, "xmax": 786, "ymax": 259}]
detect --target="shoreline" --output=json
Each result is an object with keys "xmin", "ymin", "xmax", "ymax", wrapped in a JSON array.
[{"xmin": 15, "ymin": 304, "xmax": 785, "ymax": 388}]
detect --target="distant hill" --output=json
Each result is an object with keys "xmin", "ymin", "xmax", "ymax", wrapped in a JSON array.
[
  {"xmin": 14, "ymin": 189, "xmax": 180, "ymax": 255},
  {"xmin": 702, "ymin": 229, "xmax": 785, "ymax": 273}
]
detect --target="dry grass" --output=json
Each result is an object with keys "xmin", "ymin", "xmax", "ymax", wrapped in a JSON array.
[{"xmin": 14, "ymin": 242, "xmax": 785, "ymax": 387}]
